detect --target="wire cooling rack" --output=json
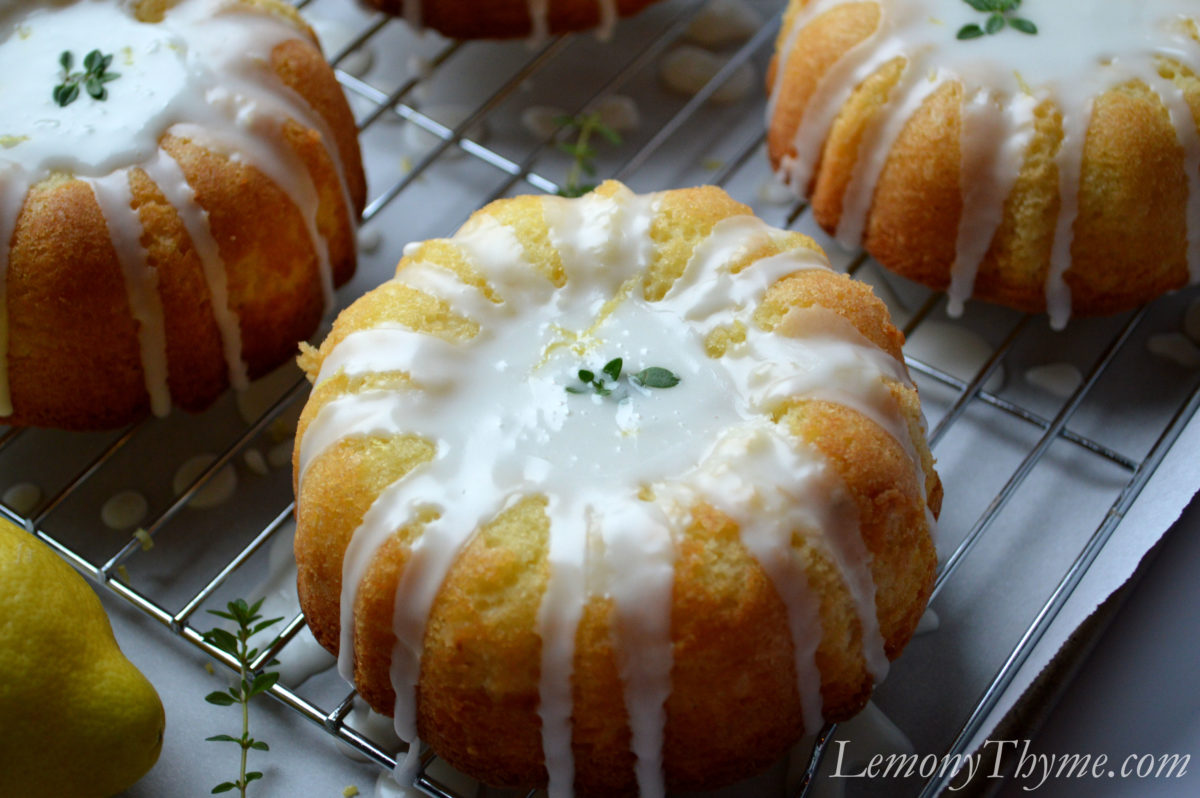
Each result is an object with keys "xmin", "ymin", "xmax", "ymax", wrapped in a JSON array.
[{"xmin": 3, "ymin": 0, "xmax": 1200, "ymax": 796}]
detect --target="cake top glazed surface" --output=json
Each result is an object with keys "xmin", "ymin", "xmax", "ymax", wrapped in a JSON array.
[
  {"xmin": 297, "ymin": 182, "xmax": 936, "ymax": 797},
  {"xmin": 0, "ymin": 0, "xmax": 351, "ymax": 419},
  {"xmin": 770, "ymin": 0, "xmax": 1200, "ymax": 327}
]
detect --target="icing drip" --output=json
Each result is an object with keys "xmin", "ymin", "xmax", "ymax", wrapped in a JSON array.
[
  {"xmin": 528, "ymin": 0, "xmax": 551, "ymax": 43},
  {"xmin": 770, "ymin": 0, "xmax": 1200, "ymax": 325},
  {"xmin": 141, "ymin": 149, "xmax": 249, "ymax": 391},
  {"xmin": 835, "ymin": 64, "xmax": 944, "ymax": 249},
  {"xmin": 948, "ymin": 89, "xmax": 1037, "ymax": 316},
  {"xmin": 1044, "ymin": 98, "xmax": 1090, "ymax": 330},
  {"xmin": 399, "ymin": 0, "xmax": 423, "ymax": 32},
  {"xmin": 0, "ymin": 0, "xmax": 347, "ymax": 416},
  {"xmin": 87, "ymin": 172, "xmax": 171, "ymax": 417},
  {"xmin": 536, "ymin": 501, "xmax": 587, "ymax": 797},
  {"xmin": 595, "ymin": 0, "xmax": 619, "ymax": 41},
  {"xmin": 299, "ymin": 187, "xmax": 934, "ymax": 794},
  {"xmin": 0, "ymin": 166, "xmax": 29, "ymax": 417}
]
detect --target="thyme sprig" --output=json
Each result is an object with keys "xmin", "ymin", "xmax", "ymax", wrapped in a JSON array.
[
  {"xmin": 554, "ymin": 112, "xmax": 622, "ymax": 198},
  {"xmin": 566, "ymin": 357, "xmax": 681, "ymax": 396},
  {"xmin": 956, "ymin": 0, "xmax": 1036, "ymax": 40},
  {"xmin": 202, "ymin": 598, "xmax": 284, "ymax": 797},
  {"xmin": 53, "ymin": 49, "xmax": 121, "ymax": 107}
]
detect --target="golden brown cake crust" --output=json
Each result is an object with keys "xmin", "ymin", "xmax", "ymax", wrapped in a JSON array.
[
  {"xmin": 1, "ymin": 0, "xmax": 366, "ymax": 430},
  {"xmin": 365, "ymin": 0, "xmax": 663, "ymax": 40},
  {"xmin": 294, "ymin": 182, "xmax": 939, "ymax": 795},
  {"xmin": 767, "ymin": 0, "xmax": 1200, "ymax": 321}
]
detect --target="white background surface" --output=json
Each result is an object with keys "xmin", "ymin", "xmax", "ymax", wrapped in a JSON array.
[{"xmin": 996, "ymin": 492, "xmax": 1200, "ymax": 798}]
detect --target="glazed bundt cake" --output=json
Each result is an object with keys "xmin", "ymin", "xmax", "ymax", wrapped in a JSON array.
[
  {"xmin": 364, "ymin": 0, "xmax": 663, "ymax": 40},
  {"xmin": 293, "ymin": 181, "xmax": 941, "ymax": 796},
  {"xmin": 0, "ymin": 0, "xmax": 366, "ymax": 429},
  {"xmin": 767, "ymin": 0, "xmax": 1200, "ymax": 327}
]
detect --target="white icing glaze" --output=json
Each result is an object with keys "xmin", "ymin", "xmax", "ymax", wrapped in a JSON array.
[
  {"xmin": 528, "ymin": 0, "xmax": 551, "ymax": 43},
  {"xmin": 914, "ymin": 606, "xmax": 939, "ymax": 635},
  {"xmin": 173, "ymin": 452, "xmax": 237, "ymax": 509},
  {"xmin": 660, "ymin": 46, "xmax": 756, "ymax": 104},
  {"xmin": 905, "ymin": 320, "xmax": 1005, "ymax": 394},
  {"xmin": 243, "ymin": 447, "xmax": 269, "ymax": 476},
  {"xmin": 1024, "ymin": 362, "xmax": 1083, "ymax": 398},
  {"xmin": 1185, "ymin": 295, "xmax": 1200, "ymax": 344},
  {"xmin": 685, "ymin": 0, "xmax": 764, "ymax": 48},
  {"xmin": 0, "ymin": 0, "xmax": 350, "ymax": 417},
  {"xmin": 769, "ymin": 0, "xmax": 1200, "ymax": 328},
  {"xmin": 297, "ymin": 186, "xmax": 934, "ymax": 796},
  {"xmin": 595, "ymin": 0, "xmax": 619, "ymax": 41},
  {"xmin": 2, "ymin": 481, "xmax": 41, "ymax": 517},
  {"xmin": 1148, "ymin": 331, "xmax": 1200, "ymax": 367},
  {"xmin": 100, "ymin": 488, "xmax": 149, "ymax": 530}
]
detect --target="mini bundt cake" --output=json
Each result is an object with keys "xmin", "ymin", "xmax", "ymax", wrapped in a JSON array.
[
  {"xmin": 0, "ymin": 0, "xmax": 366, "ymax": 429},
  {"xmin": 767, "ymin": 0, "xmax": 1200, "ymax": 327},
  {"xmin": 293, "ymin": 181, "xmax": 941, "ymax": 796},
  {"xmin": 364, "ymin": 0, "xmax": 663, "ymax": 40}
]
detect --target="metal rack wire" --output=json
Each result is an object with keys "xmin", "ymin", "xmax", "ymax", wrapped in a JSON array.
[{"xmin": 2, "ymin": 0, "xmax": 1199, "ymax": 796}]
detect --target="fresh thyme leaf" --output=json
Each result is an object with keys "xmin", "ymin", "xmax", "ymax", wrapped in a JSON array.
[
  {"xmin": 594, "ymin": 121, "xmax": 622, "ymax": 146},
  {"xmin": 203, "ymin": 598, "xmax": 283, "ymax": 797},
  {"xmin": 602, "ymin": 358, "xmax": 623, "ymax": 382},
  {"xmin": 553, "ymin": 110, "xmax": 623, "ymax": 198},
  {"xmin": 566, "ymin": 359, "xmax": 680, "ymax": 395},
  {"xmin": 205, "ymin": 691, "xmax": 237, "ymax": 706},
  {"xmin": 204, "ymin": 627, "xmax": 240, "ymax": 655},
  {"xmin": 248, "ymin": 672, "xmax": 280, "ymax": 698},
  {"xmin": 1009, "ymin": 17, "xmax": 1037, "ymax": 34},
  {"xmin": 251, "ymin": 619, "xmax": 281, "ymax": 635},
  {"xmin": 957, "ymin": 0, "xmax": 1035, "ymax": 39},
  {"xmin": 52, "ymin": 83, "xmax": 79, "ymax": 106},
  {"xmin": 631, "ymin": 367, "xmax": 681, "ymax": 389},
  {"xmin": 85, "ymin": 76, "xmax": 105, "ymax": 100},
  {"xmin": 53, "ymin": 48, "xmax": 120, "ymax": 107},
  {"xmin": 557, "ymin": 183, "xmax": 596, "ymax": 198}
]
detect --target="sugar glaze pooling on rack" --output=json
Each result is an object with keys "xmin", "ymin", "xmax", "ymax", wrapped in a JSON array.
[
  {"xmin": 297, "ymin": 183, "xmax": 937, "ymax": 797},
  {"xmin": 769, "ymin": 0, "xmax": 1200, "ymax": 328},
  {"xmin": 0, "ymin": 0, "xmax": 354, "ymax": 417}
]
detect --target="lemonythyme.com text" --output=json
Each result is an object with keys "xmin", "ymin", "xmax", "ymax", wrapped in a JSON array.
[{"xmin": 830, "ymin": 738, "xmax": 1190, "ymax": 791}]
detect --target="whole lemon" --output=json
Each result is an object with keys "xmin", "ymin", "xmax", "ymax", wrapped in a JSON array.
[{"xmin": 0, "ymin": 519, "xmax": 165, "ymax": 797}]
